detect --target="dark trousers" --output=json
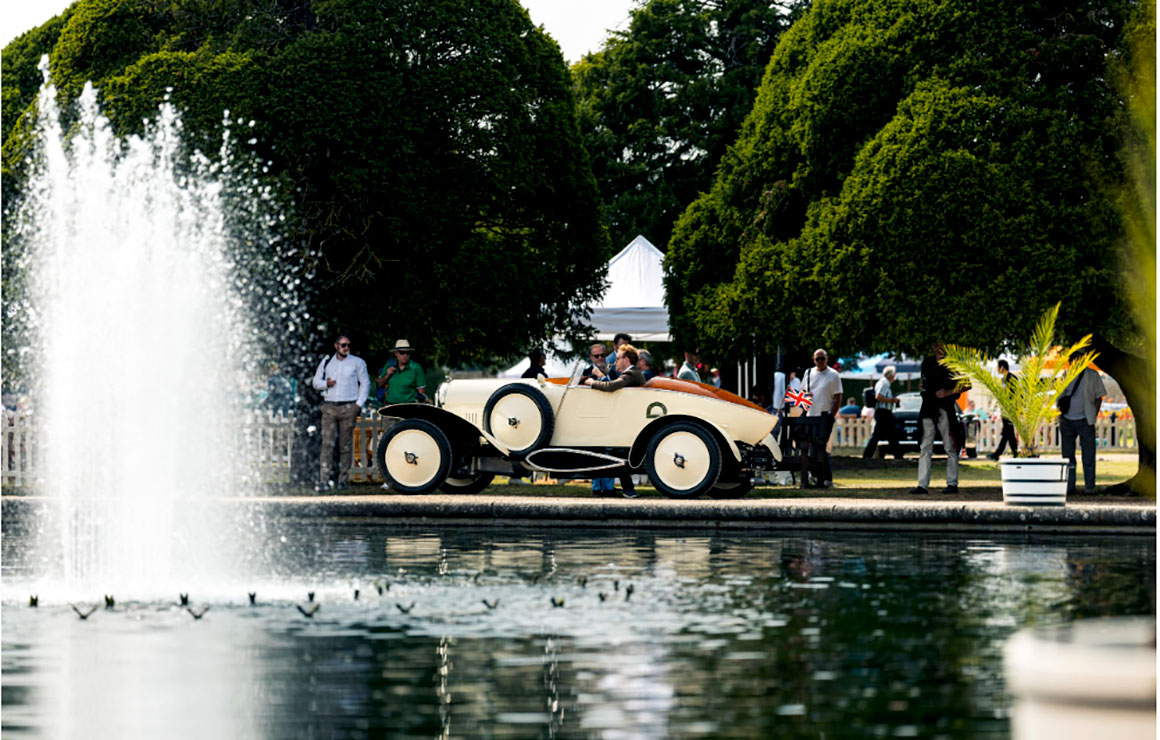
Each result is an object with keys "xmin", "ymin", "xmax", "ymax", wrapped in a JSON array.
[
  {"xmin": 1060, "ymin": 415, "xmax": 1097, "ymax": 493},
  {"xmin": 863, "ymin": 408, "xmax": 900, "ymax": 459},
  {"xmin": 992, "ymin": 418, "xmax": 1017, "ymax": 457},
  {"xmin": 813, "ymin": 413, "xmax": 835, "ymax": 485}
]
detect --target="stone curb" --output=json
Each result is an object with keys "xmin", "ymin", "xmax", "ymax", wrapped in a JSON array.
[
  {"xmin": 241, "ymin": 496, "xmax": 1155, "ymax": 534},
  {"xmin": 4, "ymin": 496, "xmax": 1153, "ymax": 534}
]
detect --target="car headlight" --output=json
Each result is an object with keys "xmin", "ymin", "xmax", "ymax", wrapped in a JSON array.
[{"xmin": 435, "ymin": 381, "xmax": 449, "ymax": 408}]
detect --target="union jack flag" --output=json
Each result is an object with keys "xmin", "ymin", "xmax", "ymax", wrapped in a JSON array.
[{"xmin": 786, "ymin": 388, "xmax": 813, "ymax": 409}]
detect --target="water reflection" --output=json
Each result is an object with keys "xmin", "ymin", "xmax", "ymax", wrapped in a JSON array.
[{"xmin": 3, "ymin": 523, "xmax": 1154, "ymax": 738}]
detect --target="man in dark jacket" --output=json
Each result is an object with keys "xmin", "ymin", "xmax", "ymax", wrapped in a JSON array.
[
  {"xmin": 987, "ymin": 359, "xmax": 1019, "ymax": 459},
  {"xmin": 521, "ymin": 348, "xmax": 548, "ymax": 379},
  {"xmin": 910, "ymin": 342, "xmax": 966, "ymax": 494}
]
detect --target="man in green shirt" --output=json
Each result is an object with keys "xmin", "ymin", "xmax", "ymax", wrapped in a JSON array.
[{"xmin": 376, "ymin": 339, "xmax": 427, "ymax": 404}]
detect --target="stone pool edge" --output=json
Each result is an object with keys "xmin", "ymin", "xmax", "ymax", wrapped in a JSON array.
[{"xmin": 10, "ymin": 496, "xmax": 1148, "ymax": 535}]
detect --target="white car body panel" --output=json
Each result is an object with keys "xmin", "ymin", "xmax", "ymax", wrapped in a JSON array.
[{"xmin": 440, "ymin": 375, "xmax": 775, "ymax": 453}]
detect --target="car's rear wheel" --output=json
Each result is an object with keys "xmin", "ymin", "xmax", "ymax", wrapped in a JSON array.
[
  {"xmin": 483, "ymin": 384, "xmax": 554, "ymax": 459},
  {"xmin": 645, "ymin": 422, "xmax": 721, "ymax": 499},
  {"xmin": 377, "ymin": 419, "xmax": 452, "ymax": 494},
  {"xmin": 708, "ymin": 479, "xmax": 752, "ymax": 499},
  {"xmin": 440, "ymin": 472, "xmax": 495, "ymax": 495}
]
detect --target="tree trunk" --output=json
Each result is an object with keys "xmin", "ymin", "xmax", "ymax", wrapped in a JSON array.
[{"xmin": 1089, "ymin": 333, "xmax": 1155, "ymax": 497}]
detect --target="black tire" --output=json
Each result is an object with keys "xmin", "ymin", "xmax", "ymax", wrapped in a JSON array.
[
  {"xmin": 440, "ymin": 472, "xmax": 495, "ymax": 495},
  {"xmin": 376, "ymin": 419, "xmax": 452, "ymax": 494},
  {"xmin": 645, "ymin": 422, "xmax": 722, "ymax": 499},
  {"xmin": 482, "ymin": 384, "xmax": 554, "ymax": 459},
  {"xmin": 709, "ymin": 479, "xmax": 753, "ymax": 499}
]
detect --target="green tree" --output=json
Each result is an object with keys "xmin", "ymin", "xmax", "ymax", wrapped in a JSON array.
[
  {"xmin": 666, "ymin": 0, "xmax": 1153, "ymax": 492},
  {"xmin": 3, "ymin": 0, "xmax": 609, "ymax": 367},
  {"xmin": 573, "ymin": 0, "xmax": 806, "ymax": 251}
]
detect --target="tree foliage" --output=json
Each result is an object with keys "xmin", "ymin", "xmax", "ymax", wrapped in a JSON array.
[
  {"xmin": 3, "ymin": 0, "xmax": 609, "ymax": 365},
  {"xmin": 665, "ymin": 0, "xmax": 1140, "ymax": 360},
  {"xmin": 573, "ymin": 0, "xmax": 807, "ymax": 251}
]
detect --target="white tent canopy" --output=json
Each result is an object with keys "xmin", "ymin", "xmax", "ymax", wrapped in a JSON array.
[
  {"xmin": 499, "ymin": 235, "xmax": 670, "ymax": 377},
  {"xmin": 589, "ymin": 235, "xmax": 671, "ymax": 342}
]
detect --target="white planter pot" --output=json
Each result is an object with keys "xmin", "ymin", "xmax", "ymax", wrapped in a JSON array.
[
  {"xmin": 1005, "ymin": 617, "xmax": 1156, "ymax": 740},
  {"xmin": 1000, "ymin": 457, "xmax": 1068, "ymax": 506}
]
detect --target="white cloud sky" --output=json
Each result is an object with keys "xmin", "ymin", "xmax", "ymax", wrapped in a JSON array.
[
  {"xmin": 2, "ymin": 1, "xmax": 634, "ymax": 60},
  {"xmin": 2, "ymin": 0, "xmax": 69, "ymax": 47},
  {"xmin": 521, "ymin": 0, "xmax": 634, "ymax": 62}
]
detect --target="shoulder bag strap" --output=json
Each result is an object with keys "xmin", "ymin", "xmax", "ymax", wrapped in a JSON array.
[{"xmin": 1065, "ymin": 372, "xmax": 1083, "ymax": 399}]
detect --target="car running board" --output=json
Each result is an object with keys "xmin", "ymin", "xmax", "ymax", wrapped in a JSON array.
[{"xmin": 523, "ymin": 448, "xmax": 627, "ymax": 474}]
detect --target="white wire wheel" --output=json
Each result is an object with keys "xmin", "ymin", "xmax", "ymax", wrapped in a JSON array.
[
  {"xmin": 482, "ymin": 384, "xmax": 554, "ymax": 458},
  {"xmin": 645, "ymin": 421, "xmax": 722, "ymax": 499},
  {"xmin": 376, "ymin": 419, "xmax": 452, "ymax": 494}
]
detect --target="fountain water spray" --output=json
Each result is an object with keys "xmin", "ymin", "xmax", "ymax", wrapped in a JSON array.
[{"xmin": 8, "ymin": 57, "xmax": 300, "ymax": 598}]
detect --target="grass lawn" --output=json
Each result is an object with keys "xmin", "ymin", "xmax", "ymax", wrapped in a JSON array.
[
  {"xmin": 307, "ymin": 451, "xmax": 1143, "ymax": 502},
  {"xmin": 826, "ymin": 451, "xmax": 1138, "ymax": 490}
]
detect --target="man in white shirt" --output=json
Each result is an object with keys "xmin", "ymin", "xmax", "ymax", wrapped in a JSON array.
[
  {"xmin": 803, "ymin": 349, "xmax": 842, "ymax": 416},
  {"xmin": 862, "ymin": 365, "xmax": 902, "ymax": 459},
  {"xmin": 311, "ymin": 334, "xmax": 370, "ymax": 491},
  {"xmin": 802, "ymin": 349, "xmax": 842, "ymax": 486}
]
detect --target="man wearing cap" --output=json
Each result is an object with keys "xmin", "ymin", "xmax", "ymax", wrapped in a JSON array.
[
  {"xmin": 377, "ymin": 339, "xmax": 427, "ymax": 405},
  {"xmin": 311, "ymin": 334, "xmax": 371, "ymax": 491}
]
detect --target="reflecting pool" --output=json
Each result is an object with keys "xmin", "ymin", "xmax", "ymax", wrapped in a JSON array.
[{"xmin": 2, "ymin": 523, "xmax": 1154, "ymax": 738}]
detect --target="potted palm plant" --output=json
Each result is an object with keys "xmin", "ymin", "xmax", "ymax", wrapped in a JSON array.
[{"xmin": 941, "ymin": 303, "xmax": 1097, "ymax": 505}]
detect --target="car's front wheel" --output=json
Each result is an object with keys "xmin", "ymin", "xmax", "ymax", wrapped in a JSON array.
[
  {"xmin": 645, "ymin": 422, "xmax": 722, "ymax": 499},
  {"xmin": 376, "ymin": 419, "xmax": 452, "ymax": 494}
]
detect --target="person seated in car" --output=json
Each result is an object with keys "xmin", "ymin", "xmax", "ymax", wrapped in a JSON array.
[
  {"xmin": 585, "ymin": 344, "xmax": 645, "ymax": 498},
  {"xmin": 637, "ymin": 349, "xmax": 658, "ymax": 381},
  {"xmin": 585, "ymin": 345, "xmax": 644, "ymax": 390}
]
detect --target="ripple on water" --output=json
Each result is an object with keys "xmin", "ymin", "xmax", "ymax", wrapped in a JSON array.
[{"xmin": 0, "ymin": 524, "xmax": 1153, "ymax": 739}]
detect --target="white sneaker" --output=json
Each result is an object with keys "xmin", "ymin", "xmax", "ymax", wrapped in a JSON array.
[{"xmin": 381, "ymin": 483, "xmax": 392, "ymax": 491}]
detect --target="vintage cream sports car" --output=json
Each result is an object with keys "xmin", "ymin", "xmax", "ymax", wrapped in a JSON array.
[{"xmin": 376, "ymin": 362, "xmax": 782, "ymax": 498}]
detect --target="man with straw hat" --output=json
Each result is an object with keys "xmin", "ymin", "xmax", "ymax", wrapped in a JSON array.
[{"xmin": 376, "ymin": 339, "xmax": 427, "ymax": 405}]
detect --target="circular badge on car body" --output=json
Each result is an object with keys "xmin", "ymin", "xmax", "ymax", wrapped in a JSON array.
[{"xmin": 646, "ymin": 401, "xmax": 667, "ymax": 418}]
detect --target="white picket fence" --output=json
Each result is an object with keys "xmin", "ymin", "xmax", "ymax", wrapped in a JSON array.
[
  {"xmin": 1, "ymin": 410, "xmax": 392, "ymax": 487},
  {"xmin": 829, "ymin": 416, "xmax": 1138, "ymax": 452},
  {"xmin": 239, "ymin": 410, "xmax": 391, "ymax": 483},
  {"xmin": 1, "ymin": 410, "xmax": 1138, "ymax": 487}
]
